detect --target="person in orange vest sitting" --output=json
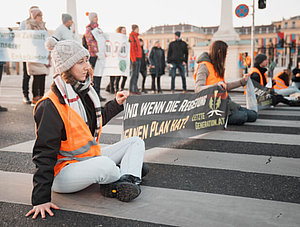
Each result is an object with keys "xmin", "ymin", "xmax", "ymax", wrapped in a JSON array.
[
  {"xmin": 26, "ymin": 37, "xmax": 147, "ymax": 220},
  {"xmin": 249, "ymin": 54, "xmax": 268, "ymax": 87},
  {"xmin": 272, "ymin": 69, "xmax": 300, "ymax": 97},
  {"xmin": 249, "ymin": 54, "xmax": 300, "ymax": 106},
  {"xmin": 194, "ymin": 40, "xmax": 257, "ymax": 125}
]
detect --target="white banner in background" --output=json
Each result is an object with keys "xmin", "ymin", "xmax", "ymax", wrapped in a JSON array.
[
  {"xmin": 0, "ymin": 29, "xmax": 49, "ymax": 64},
  {"xmin": 92, "ymin": 29, "xmax": 130, "ymax": 77}
]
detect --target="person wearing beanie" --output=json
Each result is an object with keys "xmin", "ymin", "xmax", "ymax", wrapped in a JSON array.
[
  {"xmin": 84, "ymin": 12, "xmax": 106, "ymax": 101},
  {"xmin": 167, "ymin": 31, "xmax": 188, "ymax": 93},
  {"xmin": 26, "ymin": 37, "xmax": 147, "ymax": 219},
  {"xmin": 25, "ymin": 7, "xmax": 50, "ymax": 105},
  {"xmin": 53, "ymin": 13, "xmax": 75, "ymax": 41},
  {"xmin": 19, "ymin": 6, "xmax": 39, "ymax": 104},
  {"xmin": 249, "ymin": 53, "xmax": 268, "ymax": 86},
  {"xmin": 249, "ymin": 54, "xmax": 300, "ymax": 106},
  {"xmin": 129, "ymin": 24, "xmax": 142, "ymax": 95}
]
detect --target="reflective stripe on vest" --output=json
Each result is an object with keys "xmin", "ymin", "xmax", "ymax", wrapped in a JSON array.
[
  {"xmin": 273, "ymin": 72, "xmax": 288, "ymax": 90},
  {"xmin": 34, "ymin": 90, "xmax": 102, "ymax": 176}
]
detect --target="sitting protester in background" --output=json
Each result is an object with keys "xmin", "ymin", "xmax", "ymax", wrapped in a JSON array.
[
  {"xmin": 272, "ymin": 69, "xmax": 300, "ymax": 98},
  {"xmin": 194, "ymin": 40, "xmax": 257, "ymax": 125},
  {"xmin": 249, "ymin": 54, "xmax": 300, "ymax": 106},
  {"xmin": 292, "ymin": 61, "xmax": 300, "ymax": 89}
]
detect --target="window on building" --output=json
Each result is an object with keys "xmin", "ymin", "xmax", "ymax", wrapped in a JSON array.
[
  {"xmin": 269, "ymin": 38, "xmax": 272, "ymax": 43},
  {"xmin": 278, "ymin": 25, "xmax": 281, "ymax": 29},
  {"xmin": 285, "ymin": 22, "xmax": 288, "ymax": 29},
  {"xmin": 292, "ymin": 21, "xmax": 295, "ymax": 28},
  {"xmin": 186, "ymin": 38, "xmax": 189, "ymax": 42},
  {"xmin": 167, "ymin": 39, "xmax": 169, "ymax": 43}
]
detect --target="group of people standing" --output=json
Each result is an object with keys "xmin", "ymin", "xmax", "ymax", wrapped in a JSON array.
[{"xmin": 127, "ymin": 29, "xmax": 189, "ymax": 95}]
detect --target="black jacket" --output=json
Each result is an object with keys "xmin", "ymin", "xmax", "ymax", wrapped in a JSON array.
[
  {"xmin": 292, "ymin": 66, "xmax": 300, "ymax": 82},
  {"xmin": 149, "ymin": 47, "xmax": 165, "ymax": 76},
  {"xmin": 31, "ymin": 83, "xmax": 123, "ymax": 206},
  {"xmin": 140, "ymin": 46, "xmax": 148, "ymax": 72},
  {"xmin": 167, "ymin": 39, "xmax": 188, "ymax": 64},
  {"xmin": 250, "ymin": 64, "xmax": 268, "ymax": 86}
]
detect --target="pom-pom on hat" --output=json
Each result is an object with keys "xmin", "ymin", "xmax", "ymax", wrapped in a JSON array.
[{"xmin": 45, "ymin": 37, "xmax": 90, "ymax": 74}]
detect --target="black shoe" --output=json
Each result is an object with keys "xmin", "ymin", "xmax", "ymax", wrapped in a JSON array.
[
  {"xmin": 100, "ymin": 96, "xmax": 106, "ymax": 102},
  {"xmin": 23, "ymin": 96, "xmax": 31, "ymax": 104},
  {"xmin": 289, "ymin": 100, "xmax": 300, "ymax": 106},
  {"xmin": 0, "ymin": 105, "xmax": 8, "ymax": 112},
  {"xmin": 142, "ymin": 163, "xmax": 150, "ymax": 178},
  {"xmin": 142, "ymin": 89, "xmax": 148, "ymax": 94},
  {"xmin": 100, "ymin": 174, "xmax": 141, "ymax": 202},
  {"xmin": 100, "ymin": 183, "xmax": 118, "ymax": 198}
]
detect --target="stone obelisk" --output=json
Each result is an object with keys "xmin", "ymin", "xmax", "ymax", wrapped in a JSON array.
[
  {"xmin": 212, "ymin": 0, "xmax": 241, "ymax": 82},
  {"xmin": 212, "ymin": 0, "xmax": 240, "ymax": 41}
]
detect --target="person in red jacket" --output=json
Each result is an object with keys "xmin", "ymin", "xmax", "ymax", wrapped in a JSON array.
[{"xmin": 129, "ymin": 24, "xmax": 142, "ymax": 95}]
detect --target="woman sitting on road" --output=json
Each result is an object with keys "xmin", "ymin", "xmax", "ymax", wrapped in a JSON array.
[
  {"xmin": 194, "ymin": 40, "xmax": 257, "ymax": 125},
  {"xmin": 26, "ymin": 37, "xmax": 146, "ymax": 219}
]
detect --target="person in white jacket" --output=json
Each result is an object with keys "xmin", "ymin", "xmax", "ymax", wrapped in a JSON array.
[{"xmin": 53, "ymin": 13, "xmax": 75, "ymax": 41}]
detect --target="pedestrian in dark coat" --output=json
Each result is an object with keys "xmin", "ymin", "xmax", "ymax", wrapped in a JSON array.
[
  {"xmin": 139, "ymin": 38, "xmax": 149, "ymax": 93},
  {"xmin": 167, "ymin": 31, "xmax": 188, "ymax": 93},
  {"xmin": 149, "ymin": 41, "xmax": 165, "ymax": 93}
]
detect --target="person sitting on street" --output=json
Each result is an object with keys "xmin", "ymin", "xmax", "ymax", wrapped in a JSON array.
[
  {"xmin": 272, "ymin": 69, "xmax": 300, "ymax": 99},
  {"xmin": 249, "ymin": 54, "xmax": 300, "ymax": 106},
  {"xmin": 194, "ymin": 40, "xmax": 257, "ymax": 125},
  {"xmin": 292, "ymin": 61, "xmax": 300, "ymax": 89},
  {"xmin": 26, "ymin": 37, "xmax": 147, "ymax": 220}
]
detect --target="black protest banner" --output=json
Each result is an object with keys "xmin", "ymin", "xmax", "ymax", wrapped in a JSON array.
[
  {"xmin": 123, "ymin": 86, "xmax": 228, "ymax": 149},
  {"xmin": 251, "ymin": 79, "xmax": 273, "ymax": 110}
]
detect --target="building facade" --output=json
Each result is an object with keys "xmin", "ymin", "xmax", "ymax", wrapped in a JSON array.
[{"xmin": 141, "ymin": 15, "xmax": 300, "ymax": 69}]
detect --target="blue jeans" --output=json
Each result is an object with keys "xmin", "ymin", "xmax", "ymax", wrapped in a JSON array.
[
  {"xmin": 130, "ymin": 59, "xmax": 141, "ymax": 92},
  {"xmin": 170, "ymin": 63, "xmax": 186, "ymax": 91},
  {"xmin": 228, "ymin": 107, "xmax": 257, "ymax": 125}
]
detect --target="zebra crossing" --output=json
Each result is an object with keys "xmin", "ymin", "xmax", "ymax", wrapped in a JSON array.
[{"xmin": 0, "ymin": 92, "xmax": 300, "ymax": 226}]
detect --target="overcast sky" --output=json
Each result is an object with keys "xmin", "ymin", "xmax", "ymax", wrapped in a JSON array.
[{"xmin": 0, "ymin": 0, "xmax": 299, "ymax": 34}]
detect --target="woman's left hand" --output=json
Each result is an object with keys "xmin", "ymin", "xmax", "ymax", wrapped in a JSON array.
[{"xmin": 116, "ymin": 91, "xmax": 129, "ymax": 105}]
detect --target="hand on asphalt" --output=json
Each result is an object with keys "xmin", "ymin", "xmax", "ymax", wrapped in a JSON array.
[{"xmin": 25, "ymin": 202, "xmax": 59, "ymax": 219}]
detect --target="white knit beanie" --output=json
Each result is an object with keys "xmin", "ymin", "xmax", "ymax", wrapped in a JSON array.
[
  {"xmin": 45, "ymin": 37, "xmax": 90, "ymax": 74},
  {"xmin": 88, "ymin": 12, "xmax": 97, "ymax": 22}
]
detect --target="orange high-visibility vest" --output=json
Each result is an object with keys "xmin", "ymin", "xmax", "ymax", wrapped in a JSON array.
[
  {"xmin": 34, "ymin": 90, "xmax": 102, "ymax": 176},
  {"xmin": 249, "ymin": 67, "xmax": 268, "ymax": 86},
  {"xmin": 193, "ymin": 61, "xmax": 226, "ymax": 85},
  {"xmin": 244, "ymin": 67, "xmax": 268, "ymax": 95},
  {"xmin": 273, "ymin": 72, "xmax": 288, "ymax": 90}
]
